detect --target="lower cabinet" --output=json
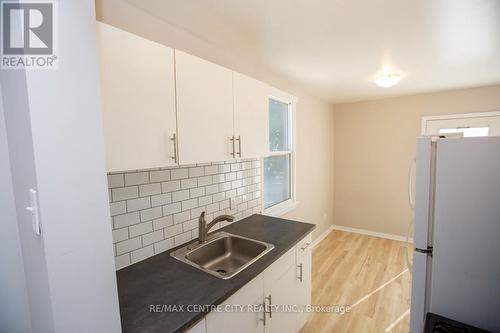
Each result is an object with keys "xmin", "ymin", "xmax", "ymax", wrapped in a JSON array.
[
  {"xmin": 201, "ymin": 232, "xmax": 313, "ymax": 333},
  {"xmin": 185, "ymin": 317, "xmax": 206, "ymax": 333},
  {"xmin": 206, "ymin": 274, "xmax": 265, "ymax": 333}
]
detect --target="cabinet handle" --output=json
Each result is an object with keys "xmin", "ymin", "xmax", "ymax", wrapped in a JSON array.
[
  {"xmin": 301, "ymin": 241, "xmax": 312, "ymax": 251},
  {"xmin": 260, "ymin": 300, "xmax": 267, "ymax": 326},
  {"xmin": 266, "ymin": 294, "xmax": 272, "ymax": 318},
  {"xmin": 297, "ymin": 263, "xmax": 303, "ymax": 282},
  {"xmin": 229, "ymin": 136, "xmax": 235, "ymax": 158},
  {"xmin": 236, "ymin": 135, "xmax": 242, "ymax": 158},
  {"xmin": 170, "ymin": 134, "xmax": 177, "ymax": 163}
]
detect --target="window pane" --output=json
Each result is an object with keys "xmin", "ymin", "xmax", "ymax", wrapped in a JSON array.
[
  {"xmin": 264, "ymin": 155, "xmax": 291, "ymax": 208},
  {"xmin": 439, "ymin": 127, "xmax": 489, "ymax": 137},
  {"xmin": 269, "ymin": 99, "xmax": 289, "ymax": 151}
]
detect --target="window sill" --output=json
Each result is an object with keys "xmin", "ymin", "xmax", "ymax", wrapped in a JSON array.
[{"xmin": 263, "ymin": 199, "xmax": 299, "ymax": 218}]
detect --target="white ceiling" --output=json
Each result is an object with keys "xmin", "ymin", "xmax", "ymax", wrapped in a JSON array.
[{"xmin": 127, "ymin": 0, "xmax": 500, "ymax": 104}]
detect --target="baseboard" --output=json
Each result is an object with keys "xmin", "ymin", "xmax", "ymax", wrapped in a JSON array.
[
  {"xmin": 311, "ymin": 224, "xmax": 335, "ymax": 248},
  {"xmin": 331, "ymin": 224, "xmax": 413, "ymax": 243}
]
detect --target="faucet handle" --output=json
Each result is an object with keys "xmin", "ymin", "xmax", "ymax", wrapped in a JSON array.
[{"xmin": 199, "ymin": 211, "xmax": 206, "ymax": 222}]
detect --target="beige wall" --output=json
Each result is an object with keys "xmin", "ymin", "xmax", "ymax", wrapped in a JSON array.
[
  {"xmin": 95, "ymin": 0, "xmax": 335, "ymax": 239},
  {"xmin": 333, "ymin": 85, "xmax": 500, "ymax": 237}
]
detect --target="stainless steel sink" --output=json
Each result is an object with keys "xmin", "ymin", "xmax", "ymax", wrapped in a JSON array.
[{"xmin": 170, "ymin": 232, "xmax": 274, "ymax": 279}]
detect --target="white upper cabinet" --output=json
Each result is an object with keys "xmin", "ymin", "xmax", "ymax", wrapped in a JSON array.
[
  {"xmin": 233, "ymin": 72, "xmax": 269, "ymax": 159},
  {"xmin": 96, "ymin": 23, "xmax": 177, "ymax": 172},
  {"xmin": 175, "ymin": 50, "xmax": 235, "ymax": 165}
]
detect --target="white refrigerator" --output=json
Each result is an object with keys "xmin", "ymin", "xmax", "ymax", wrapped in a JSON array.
[{"xmin": 410, "ymin": 136, "xmax": 500, "ymax": 333}]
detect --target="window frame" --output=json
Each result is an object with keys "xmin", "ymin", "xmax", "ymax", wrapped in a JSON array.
[{"xmin": 262, "ymin": 88, "xmax": 298, "ymax": 217}]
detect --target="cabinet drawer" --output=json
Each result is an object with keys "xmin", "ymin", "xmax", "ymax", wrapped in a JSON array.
[
  {"xmin": 263, "ymin": 246, "xmax": 295, "ymax": 289},
  {"xmin": 296, "ymin": 233, "xmax": 313, "ymax": 258}
]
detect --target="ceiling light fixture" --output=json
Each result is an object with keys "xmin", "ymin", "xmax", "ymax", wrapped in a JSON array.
[{"xmin": 375, "ymin": 73, "xmax": 402, "ymax": 88}]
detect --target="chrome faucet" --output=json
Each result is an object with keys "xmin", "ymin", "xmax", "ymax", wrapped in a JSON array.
[{"xmin": 198, "ymin": 212, "xmax": 234, "ymax": 243}]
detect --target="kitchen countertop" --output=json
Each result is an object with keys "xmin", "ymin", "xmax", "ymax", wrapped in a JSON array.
[{"xmin": 116, "ymin": 214, "xmax": 315, "ymax": 333}]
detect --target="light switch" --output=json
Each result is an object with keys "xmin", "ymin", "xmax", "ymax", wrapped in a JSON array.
[{"xmin": 26, "ymin": 188, "xmax": 41, "ymax": 235}]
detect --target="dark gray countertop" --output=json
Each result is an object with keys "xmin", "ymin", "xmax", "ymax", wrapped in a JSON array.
[{"xmin": 116, "ymin": 214, "xmax": 315, "ymax": 333}]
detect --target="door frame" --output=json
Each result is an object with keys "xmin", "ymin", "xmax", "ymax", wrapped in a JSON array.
[{"xmin": 421, "ymin": 111, "xmax": 500, "ymax": 135}]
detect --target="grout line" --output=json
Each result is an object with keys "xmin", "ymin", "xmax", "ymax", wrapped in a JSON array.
[{"xmin": 385, "ymin": 309, "xmax": 410, "ymax": 332}]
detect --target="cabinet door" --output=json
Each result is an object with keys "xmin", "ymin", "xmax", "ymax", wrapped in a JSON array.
[
  {"xmin": 296, "ymin": 233, "xmax": 313, "ymax": 330},
  {"xmin": 233, "ymin": 72, "xmax": 269, "ymax": 159},
  {"xmin": 264, "ymin": 263, "xmax": 299, "ymax": 333},
  {"xmin": 175, "ymin": 50, "xmax": 235, "ymax": 165},
  {"xmin": 206, "ymin": 274, "xmax": 265, "ymax": 333},
  {"xmin": 97, "ymin": 23, "xmax": 177, "ymax": 172}
]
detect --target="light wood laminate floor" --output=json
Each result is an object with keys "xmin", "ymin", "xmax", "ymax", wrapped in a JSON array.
[{"xmin": 302, "ymin": 230, "xmax": 412, "ymax": 333}]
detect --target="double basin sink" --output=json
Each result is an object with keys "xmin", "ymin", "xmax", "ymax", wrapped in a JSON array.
[{"xmin": 170, "ymin": 232, "xmax": 274, "ymax": 279}]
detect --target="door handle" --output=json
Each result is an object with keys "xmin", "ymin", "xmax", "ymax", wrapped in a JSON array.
[
  {"xmin": 170, "ymin": 134, "xmax": 178, "ymax": 163},
  {"xmin": 229, "ymin": 136, "xmax": 235, "ymax": 158},
  {"xmin": 300, "ymin": 241, "xmax": 312, "ymax": 251},
  {"xmin": 236, "ymin": 135, "xmax": 242, "ymax": 157},
  {"xmin": 297, "ymin": 263, "xmax": 303, "ymax": 282},
  {"xmin": 265, "ymin": 294, "xmax": 272, "ymax": 318},
  {"xmin": 260, "ymin": 300, "xmax": 267, "ymax": 326}
]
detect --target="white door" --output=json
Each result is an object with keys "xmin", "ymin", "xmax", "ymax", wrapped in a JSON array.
[
  {"xmin": 97, "ymin": 23, "xmax": 177, "ymax": 172},
  {"xmin": 423, "ymin": 113, "xmax": 500, "ymax": 137},
  {"xmin": 233, "ymin": 72, "xmax": 269, "ymax": 159},
  {"xmin": 175, "ymin": 50, "xmax": 235, "ymax": 165}
]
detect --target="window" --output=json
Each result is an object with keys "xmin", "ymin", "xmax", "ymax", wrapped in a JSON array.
[
  {"xmin": 263, "ymin": 94, "xmax": 297, "ymax": 216},
  {"xmin": 422, "ymin": 112, "xmax": 500, "ymax": 137}
]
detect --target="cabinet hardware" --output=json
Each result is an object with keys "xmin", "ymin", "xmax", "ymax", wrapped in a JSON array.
[
  {"xmin": 297, "ymin": 263, "xmax": 303, "ymax": 282},
  {"xmin": 236, "ymin": 135, "xmax": 242, "ymax": 157},
  {"xmin": 170, "ymin": 134, "xmax": 178, "ymax": 163},
  {"xmin": 260, "ymin": 300, "xmax": 267, "ymax": 326},
  {"xmin": 266, "ymin": 294, "xmax": 272, "ymax": 318},
  {"xmin": 301, "ymin": 241, "xmax": 312, "ymax": 251},
  {"xmin": 229, "ymin": 136, "xmax": 236, "ymax": 158}
]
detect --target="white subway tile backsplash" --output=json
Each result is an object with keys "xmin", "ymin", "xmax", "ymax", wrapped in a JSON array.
[
  {"xmin": 115, "ymin": 253, "xmax": 131, "ymax": 270},
  {"xmin": 182, "ymin": 198, "xmax": 198, "ymax": 211},
  {"xmin": 173, "ymin": 210, "xmax": 191, "ymax": 224},
  {"xmin": 154, "ymin": 238, "xmax": 174, "ymax": 254},
  {"xmin": 172, "ymin": 189, "xmax": 189, "ymax": 202},
  {"xmin": 162, "ymin": 180, "xmax": 181, "ymax": 193},
  {"xmin": 125, "ymin": 172, "xmax": 149, "ymax": 186},
  {"xmin": 110, "ymin": 201, "xmax": 127, "ymax": 216},
  {"xmin": 114, "ymin": 212, "xmax": 140, "ymax": 228},
  {"xmin": 131, "ymin": 245, "xmax": 154, "ymax": 264},
  {"xmin": 127, "ymin": 197, "xmax": 150, "ymax": 212},
  {"xmin": 140, "ymin": 207, "xmax": 162, "ymax": 222},
  {"xmin": 151, "ymin": 193, "xmax": 172, "ymax": 207},
  {"xmin": 204, "ymin": 165, "xmax": 218, "ymax": 175},
  {"xmin": 112, "ymin": 186, "xmax": 138, "ymax": 201},
  {"xmin": 171, "ymin": 168, "xmax": 188, "ymax": 180},
  {"xmin": 174, "ymin": 231, "xmax": 192, "ymax": 246},
  {"xmin": 108, "ymin": 158, "xmax": 262, "ymax": 269},
  {"xmin": 163, "ymin": 202, "xmax": 182, "ymax": 216},
  {"xmin": 116, "ymin": 237, "xmax": 142, "ymax": 255},
  {"xmin": 129, "ymin": 221, "xmax": 153, "ymax": 238},
  {"xmin": 149, "ymin": 170, "xmax": 170, "ymax": 183},
  {"xmin": 189, "ymin": 187, "xmax": 205, "ymax": 198},
  {"xmin": 181, "ymin": 178, "xmax": 197, "ymax": 189},
  {"xmin": 112, "ymin": 228, "xmax": 129, "ymax": 243},
  {"xmin": 142, "ymin": 230, "xmax": 164, "ymax": 246},
  {"xmin": 153, "ymin": 216, "xmax": 173, "ymax": 230},
  {"xmin": 164, "ymin": 224, "xmax": 183, "ymax": 238},
  {"xmin": 188, "ymin": 167, "xmax": 204, "ymax": 178},
  {"xmin": 139, "ymin": 183, "xmax": 161, "ymax": 197},
  {"xmin": 108, "ymin": 174, "xmax": 125, "ymax": 188}
]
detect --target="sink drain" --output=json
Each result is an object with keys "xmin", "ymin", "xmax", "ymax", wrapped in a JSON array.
[{"xmin": 216, "ymin": 269, "xmax": 227, "ymax": 274}]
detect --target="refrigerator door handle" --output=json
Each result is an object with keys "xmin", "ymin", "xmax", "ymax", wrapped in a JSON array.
[{"xmin": 415, "ymin": 246, "xmax": 433, "ymax": 256}]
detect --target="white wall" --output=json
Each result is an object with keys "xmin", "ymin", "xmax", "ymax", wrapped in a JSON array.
[
  {"xmin": 333, "ymin": 84, "xmax": 500, "ymax": 237},
  {"xmin": 0, "ymin": 81, "xmax": 33, "ymax": 333},
  {"xmin": 1, "ymin": 0, "xmax": 121, "ymax": 332}
]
